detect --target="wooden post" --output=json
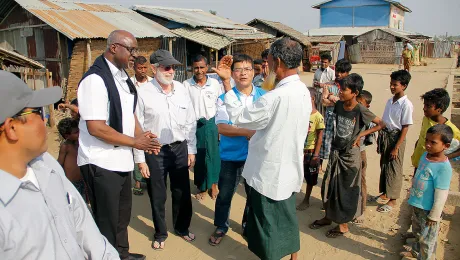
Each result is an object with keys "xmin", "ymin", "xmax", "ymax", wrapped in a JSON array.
[
  {"xmin": 45, "ymin": 70, "xmax": 56, "ymax": 128},
  {"xmin": 32, "ymin": 69, "xmax": 36, "ymax": 90},
  {"xmin": 86, "ymin": 39, "xmax": 92, "ymax": 70},
  {"xmin": 215, "ymin": 50, "xmax": 218, "ymax": 67},
  {"xmin": 168, "ymin": 38, "xmax": 173, "ymax": 54}
]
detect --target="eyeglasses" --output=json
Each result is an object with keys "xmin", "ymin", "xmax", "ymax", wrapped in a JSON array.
[
  {"xmin": 232, "ymin": 67, "xmax": 253, "ymax": 73},
  {"xmin": 160, "ymin": 65, "xmax": 175, "ymax": 71},
  {"xmin": 14, "ymin": 107, "xmax": 44, "ymax": 121},
  {"xmin": 114, "ymin": 43, "xmax": 139, "ymax": 56}
]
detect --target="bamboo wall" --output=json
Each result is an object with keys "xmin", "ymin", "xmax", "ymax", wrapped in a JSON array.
[{"xmin": 66, "ymin": 38, "xmax": 162, "ymax": 101}]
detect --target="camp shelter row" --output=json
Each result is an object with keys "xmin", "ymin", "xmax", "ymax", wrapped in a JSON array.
[{"xmin": 0, "ymin": 0, "xmax": 312, "ymax": 102}]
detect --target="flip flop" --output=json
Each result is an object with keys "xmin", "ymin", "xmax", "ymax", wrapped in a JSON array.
[
  {"xmin": 368, "ymin": 195, "xmax": 389, "ymax": 204},
  {"xmin": 309, "ymin": 220, "xmax": 332, "ymax": 230},
  {"xmin": 133, "ymin": 188, "xmax": 143, "ymax": 196},
  {"xmin": 377, "ymin": 204, "xmax": 393, "ymax": 213},
  {"xmin": 175, "ymin": 230, "xmax": 196, "ymax": 243},
  {"xmin": 326, "ymin": 228, "xmax": 347, "ymax": 238},
  {"xmin": 208, "ymin": 230, "xmax": 226, "ymax": 246},
  {"xmin": 151, "ymin": 239, "xmax": 165, "ymax": 251}
]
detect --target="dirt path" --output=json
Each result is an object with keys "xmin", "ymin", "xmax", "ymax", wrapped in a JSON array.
[{"xmin": 46, "ymin": 58, "xmax": 459, "ymax": 260}]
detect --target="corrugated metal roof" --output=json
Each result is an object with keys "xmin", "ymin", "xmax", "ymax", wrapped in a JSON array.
[
  {"xmin": 171, "ymin": 27, "xmax": 232, "ymax": 50},
  {"xmin": 305, "ymin": 35, "xmax": 344, "ymax": 43},
  {"xmin": 207, "ymin": 28, "xmax": 274, "ymax": 40},
  {"xmin": 132, "ymin": 5, "xmax": 251, "ymax": 30},
  {"xmin": 246, "ymin": 19, "xmax": 311, "ymax": 46},
  {"xmin": 9, "ymin": 0, "xmax": 174, "ymax": 40},
  {"xmin": 311, "ymin": 0, "xmax": 411, "ymax": 13},
  {"xmin": 0, "ymin": 45, "xmax": 44, "ymax": 68}
]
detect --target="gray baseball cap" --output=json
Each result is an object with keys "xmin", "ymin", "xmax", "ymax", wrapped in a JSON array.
[
  {"xmin": 0, "ymin": 70, "xmax": 62, "ymax": 124},
  {"xmin": 150, "ymin": 49, "xmax": 182, "ymax": 66}
]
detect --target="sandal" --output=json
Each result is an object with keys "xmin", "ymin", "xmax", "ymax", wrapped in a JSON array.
[
  {"xmin": 368, "ymin": 195, "xmax": 389, "ymax": 204},
  {"xmin": 326, "ymin": 227, "xmax": 347, "ymax": 238},
  {"xmin": 151, "ymin": 239, "xmax": 165, "ymax": 251},
  {"xmin": 377, "ymin": 204, "xmax": 393, "ymax": 213},
  {"xmin": 175, "ymin": 230, "xmax": 196, "ymax": 242},
  {"xmin": 208, "ymin": 230, "xmax": 226, "ymax": 246},
  {"xmin": 133, "ymin": 188, "xmax": 143, "ymax": 196},
  {"xmin": 309, "ymin": 220, "xmax": 332, "ymax": 230}
]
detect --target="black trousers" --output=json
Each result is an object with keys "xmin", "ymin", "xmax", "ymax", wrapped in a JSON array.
[
  {"xmin": 80, "ymin": 164, "xmax": 132, "ymax": 259},
  {"xmin": 144, "ymin": 140, "xmax": 193, "ymax": 241}
]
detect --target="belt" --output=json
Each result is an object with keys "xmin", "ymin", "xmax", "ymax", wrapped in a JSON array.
[{"xmin": 164, "ymin": 140, "xmax": 183, "ymax": 148}]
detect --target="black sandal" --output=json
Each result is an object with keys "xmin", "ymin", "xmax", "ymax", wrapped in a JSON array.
[
  {"xmin": 133, "ymin": 188, "xmax": 143, "ymax": 196},
  {"xmin": 309, "ymin": 220, "xmax": 332, "ymax": 230},
  {"xmin": 326, "ymin": 227, "xmax": 347, "ymax": 238},
  {"xmin": 175, "ymin": 230, "xmax": 196, "ymax": 242},
  {"xmin": 209, "ymin": 230, "xmax": 226, "ymax": 246}
]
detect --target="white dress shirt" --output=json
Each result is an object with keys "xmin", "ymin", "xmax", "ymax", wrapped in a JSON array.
[
  {"xmin": 77, "ymin": 58, "xmax": 135, "ymax": 172},
  {"xmin": 226, "ymin": 75, "xmax": 312, "ymax": 201},
  {"xmin": 134, "ymin": 78, "xmax": 197, "ymax": 164},
  {"xmin": 215, "ymin": 85, "xmax": 257, "ymax": 124},
  {"xmin": 313, "ymin": 66, "xmax": 335, "ymax": 89},
  {"xmin": 183, "ymin": 76, "xmax": 224, "ymax": 120},
  {"xmin": 382, "ymin": 95, "xmax": 414, "ymax": 131},
  {"xmin": 130, "ymin": 75, "xmax": 152, "ymax": 88}
]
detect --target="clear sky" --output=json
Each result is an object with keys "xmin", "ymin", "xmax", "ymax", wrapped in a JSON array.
[{"xmin": 87, "ymin": 0, "xmax": 460, "ymax": 36}]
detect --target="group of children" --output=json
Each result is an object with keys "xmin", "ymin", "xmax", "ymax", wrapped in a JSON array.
[{"xmin": 301, "ymin": 59, "xmax": 459, "ymax": 258}]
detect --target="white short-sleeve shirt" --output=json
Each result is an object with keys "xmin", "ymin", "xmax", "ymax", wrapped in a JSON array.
[
  {"xmin": 183, "ymin": 76, "xmax": 224, "ymax": 120},
  {"xmin": 382, "ymin": 95, "xmax": 414, "ymax": 131},
  {"xmin": 77, "ymin": 58, "xmax": 136, "ymax": 172}
]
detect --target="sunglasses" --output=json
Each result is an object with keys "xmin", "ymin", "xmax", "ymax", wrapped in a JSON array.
[
  {"xmin": 14, "ymin": 108, "xmax": 44, "ymax": 121},
  {"xmin": 113, "ymin": 43, "xmax": 139, "ymax": 56},
  {"xmin": 160, "ymin": 65, "xmax": 175, "ymax": 71}
]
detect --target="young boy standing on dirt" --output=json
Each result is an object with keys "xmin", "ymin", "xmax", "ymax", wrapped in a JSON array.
[
  {"xmin": 411, "ymin": 88, "xmax": 460, "ymax": 171},
  {"xmin": 353, "ymin": 90, "xmax": 375, "ymax": 224},
  {"xmin": 401, "ymin": 124, "xmax": 453, "ymax": 260},
  {"xmin": 297, "ymin": 88, "xmax": 325, "ymax": 211},
  {"xmin": 310, "ymin": 74, "xmax": 383, "ymax": 238},
  {"xmin": 375, "ymin": 70, "xmax": 414, "ymax": 214},
  {"xmin": 57, "ymin": 118, "xmax": 86, "ymax": 200}
]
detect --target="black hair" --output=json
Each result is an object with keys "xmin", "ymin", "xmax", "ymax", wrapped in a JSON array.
[
  {"xmin": 320, "ymin": 53, "xmax": 332, "ymax": 62},
  {"xmin": 192, "ymin": 54, "xmax": 208, "ymax": 64},
  {"xmin": 71, "ymin": 98, "xmax": 78, "ymax": 106},
  {"xmin": 308, "ymin": 87, "xmax": 317, "ymax": 98},
  {"xmin": 335, "ymin": 59, "xmax": 352, "ymax": 73},
  {"xmin": 421, "ymin": 88, "xmax": 450, "ymax": 113},
  {"xmin": 57, "ymin": 118, "xmax": 78, "ymax": 139},
  {"xmin": 269, "ymin": 37, "xmax": 302, "ymax": 69},
  {"xmin": 231, "ymin": 54, "xmax": 254, "ymax": 70},
  {"xmin": 261, "ymin": 49, "xmax": 270, "ymax": 59},
  {"xmin": 134, "ymin": 56, "xmax": 148, "ymax": 66},
  {"xmin": 390, "ymin": 70, "xmax": 411, "ymax": 86},
  {"xmin": 254, "ymin": 59, "xmax": 263, "ymax": 65},
  {"xmin": 360, "ymin": 90, "xmax": 373, "ymax": 105},
  {"xmin": 342, "ymin": 73, "xmax": 364, "ymax": 95},
  {"xmin": 427, "ymin": 124, "xmax": 453, "ymax": 144}
]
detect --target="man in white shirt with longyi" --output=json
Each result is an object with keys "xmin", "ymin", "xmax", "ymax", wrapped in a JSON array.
[
  {"xmin": 135, "ymin": 49, "xmax": 197, "ymax": 250},
  {"xmin": 224, "ymin": 38, "xmax": 312, "ymax": 260}
]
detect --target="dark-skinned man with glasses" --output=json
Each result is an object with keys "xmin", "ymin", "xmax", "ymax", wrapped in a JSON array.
[
  {"xmin": 134, "ymin": 49, "xmax": 197, "ymax": 250},
  {"xmin": 0, "ymin": 71, "xmax": 120, "ymax": 259},
  {"xmin": 78, "ymin": 30, "xmax": 161, "ymax": 260}
]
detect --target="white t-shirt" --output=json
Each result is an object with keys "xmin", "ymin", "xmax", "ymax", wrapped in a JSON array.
[
  {"xmin": 20, "ymin": 167, "xmax": 40, "ymax": 189},
  {"xmin": 183, "ymin": 76, "xmax": 224, "ymax": 120},
  {"xmin": 130, "ymin": 75, "xmax": 152, "ymax": 88},
  {"xmin": 382, "ymin": 95, "xmax": 414, "ymax": 131},
  {"xmin": 77, "ymin": 58, "xmax": 136, "ymax": 172}
]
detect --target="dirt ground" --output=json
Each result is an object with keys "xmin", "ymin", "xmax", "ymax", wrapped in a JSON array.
[{"xmin": 46, "ymin": 58, "xmax": 460, "ymax": 260}]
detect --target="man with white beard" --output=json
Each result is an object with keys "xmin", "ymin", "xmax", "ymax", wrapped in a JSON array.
[{"xmin": 134, "ymin": 49, "xmax": 197, "ymax": 250}]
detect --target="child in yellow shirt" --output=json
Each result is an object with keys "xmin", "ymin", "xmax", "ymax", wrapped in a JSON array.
[{"xmin": 297, "ymin": 87, "xmax": 325, "ymax": 211}]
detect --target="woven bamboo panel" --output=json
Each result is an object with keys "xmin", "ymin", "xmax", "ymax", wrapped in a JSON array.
[{"xmin": 66, "ymin": 38, "xmax": 161, "ymax": 101}]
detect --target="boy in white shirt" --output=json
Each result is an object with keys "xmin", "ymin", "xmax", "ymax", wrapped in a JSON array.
[{"xmin": 375, "ymin": 70, "xmax": 414, "ymax": 213}]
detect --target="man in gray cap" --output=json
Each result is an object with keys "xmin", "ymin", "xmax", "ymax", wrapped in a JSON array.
[
  {"xmin": 134, "ymin": 49, "xmax": 197, "ymax": 250},
  {"xmin": 0, "ymin": 71, "xmax": 119, "ymax": 259}
]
